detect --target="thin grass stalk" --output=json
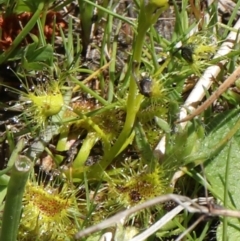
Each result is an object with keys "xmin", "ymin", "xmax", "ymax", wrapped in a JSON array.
[
  {"xmin": 70, "ymin": 75, "xmax": 109, "ymax": 105},
  {"xmin": 36, "ymin": 18, "xmax": 47, "ymax": 46},
  {"xmin": 67, "ymin": 17, "xmax": 74, "ymax": 66},
  {"xmin": 107, "ymin": 12, "xmax": 119, "ymax": 103},
  {"xmin": 222, "ymin": 142, "xmax": 231, "ymax": 241},
  {"xmin": 82, "ymin": 0, "xmax": 134, "ymax": 26}
]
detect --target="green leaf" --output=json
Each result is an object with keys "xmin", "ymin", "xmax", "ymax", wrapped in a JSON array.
[
  {"xmin": 22, "ymin": 60, "xmax": 51, "ymax": 71},
  {"xmin": 164, "ymin": 121, "xmax": 205, "ymax": 168},
  {"xmin": 14, "ymin": 0, "xmax": 32, "ymax": 13},
  {"xmin": 25, "ymin": 44, "xmax": 53, "ymax": 63},
  {"xmin": 205, "ymin": 109, "xmax": 240, "ymax": 241},
  {"xmin": 22, "ymin": 43, "xmax": 53, "ymax": 70},
  {"xmin": 181, "ymin": 109, "xmax": 240, "ymax": 166},
  {"xmin": 14, "ymin": 0, "xmax": 54, "ymax": 13}
]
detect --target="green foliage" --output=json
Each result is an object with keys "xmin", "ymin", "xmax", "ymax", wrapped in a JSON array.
[
  {"xmin": 22, "ymin": 42, "xmax": 53, "ymax": 70},
  {"xmin": 205, "ymin": 110, "xmax": 240, "ymax": 241},
  {"xmin": 1, "ymin": 0, "xmax": 240, "ymax": 240}
]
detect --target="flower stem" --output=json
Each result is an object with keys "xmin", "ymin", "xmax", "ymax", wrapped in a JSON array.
[{"xmin": 87, "ymin": 1, "xmax": 168, "ymax": 178}]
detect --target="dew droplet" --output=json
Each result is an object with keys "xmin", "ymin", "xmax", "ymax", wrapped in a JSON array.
[
  {"xmin": 46, "ymin": 187, "xmax": 54, "ymax": 195},
  {"xmin": 4, "ymin": 88, "xmax": 8, "ymax": 92},
  {"xmin": 12, "ymin": 116, "xmax": 19, "ymax": 123},
  {"xmin": 15, "ymin": 155, "xmax": 31, "ymax": 172}
]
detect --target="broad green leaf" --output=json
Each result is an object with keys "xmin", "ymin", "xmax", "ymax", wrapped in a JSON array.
[
  {"xmin": 25, "ymin": 44, "xmax": 53, "ymax": 63},
  {"xmin": 182, "ymin": 109, "xmax": 240, "ymax": 166},
  {"xmin": 205, "ymin": 109, "xmax": 240, "ymax": 240},
  {"xmin": 14, "ymin": 0, "xmax": 32, "ymax": 13},
  {"xmin": 22, "ymin": 59, "xmax": 51, "ymax": 71},
  {"xmin": 22, "ymin": 43, "xmax": 53, "ymax": 70},
  {"xmin": 14, "ymin": 0, "xmax": 55, "ymax": 13}
]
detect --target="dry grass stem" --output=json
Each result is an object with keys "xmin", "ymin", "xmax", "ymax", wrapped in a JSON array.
[
  {"xmin": 130, "ymin": 201, "xmax": 193, "ymax": 241},
  {"xmin": 75, "ymin": 194, "xmax": 240, "ymax": 239},
  {"xmin": 177, "ymin": 64, "xmax": 240, "ymax": 123},
  {"xmin": 177, "ymin": 16, "xmax": 240, "ymax": 126}
]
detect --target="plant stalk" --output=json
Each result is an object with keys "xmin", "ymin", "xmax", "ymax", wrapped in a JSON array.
[
  {"xmin": 0, "ymin": 156, "xmax": 32, "ymax": 241},
  {"xmin": 87, "ymin": 0, "xmax": 169, "ymax": 177}
]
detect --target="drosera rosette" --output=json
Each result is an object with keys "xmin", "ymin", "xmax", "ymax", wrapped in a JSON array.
[
  {"xmin": 64, "ymin": 98, "xmax": 125, "ymax": 142},
  {"xmin": 61, "ymin": 100, "xmax": 125, "ymax": 175},
  {"xmin": 180, "ymin": 33, "xmax": 218, "ymax": 75},
  {"xmin": 137, "ymin": 76, "xmax": 168, "ymax": 122},
  {"xmin": 102, "ymin": 159, "xmax": 170, "ymax": 226},
  {"xmin": 2, "ymin": 74, "xmax": 65, "ymax": 133},
  {"xmin": 18, "ymin": 171, "xmax": 82, "ymax": 241},
  {"xmin": 110, "ymin": 164, "xmax": 168, "ymax": 206},
  {"xmin": 136, "ymin": 74, "xmax": 169, "ymax": 144}
]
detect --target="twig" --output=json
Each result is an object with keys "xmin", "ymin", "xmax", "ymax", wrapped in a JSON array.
[
  {"xmin": 75, "ymin": 194, "xmax": 240, "ymax": 239},
  {"xmin": 75, "ymin": 194, "xmax": 192, "ymax": 239},
  {"xmin": 155, "ymin": 15, "xmax": 240, "ymax": 162},
  {"xmin": 176, "ymin": 65, "xmax": 240, "ymax": 123},
  {"xmin": 130, "ymin": 201, "xmax": 193, "ymax": 241},
  {"xmin": 177, "ymin": 16, "xmax": 240, "ymax": 126}
]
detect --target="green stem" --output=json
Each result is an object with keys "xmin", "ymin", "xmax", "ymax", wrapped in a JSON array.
[
  {"xmin": 0, "ymin": 156, "xmax": 32, "ymax": 241},
  {"xmin": 87, "ymin": 1, "xmax": 166, "ymax": 178},
  {"xmin": 107, "ymin": 12, "xmax": 118, "ymax": 103},
  {"xmin": 222, "ymin": 142, "xmax": 231, "ymax": 241},
  {"xmin": 55, "ymin": 128, "xmax": 70, "ymax": 165},
  {"xmin": 7, "ymin": 138, "xmax": 26, "ymax": 168},
  {"xmin": 40, "ymin": 1, "xmax": 50, "ymax": 32},
  {"xmin": 72, "ymin": 109, "xmax": 110, "ymax": 150},
  {"xmin": 36, "ymin": 19, "xmax": 47, "ymax": 46},
  {"xmin": 78, "ymin": 0, "xmax": 95, "ymax": 55},
  {"xmin": 38, "ymin": 1, "xmax": 50, "ymax": 47},
  {"xmin": 73, "ymin": 132, "xmax": 99, "ymax": 168},
  {"xmin": 102, "ymin": 3, "xmax": 147, "ymax": 154}
]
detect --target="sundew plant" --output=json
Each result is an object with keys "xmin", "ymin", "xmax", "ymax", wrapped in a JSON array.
[{"xmin": 1, "ymin": 0, "xmax": 240, "ymax": 240}]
